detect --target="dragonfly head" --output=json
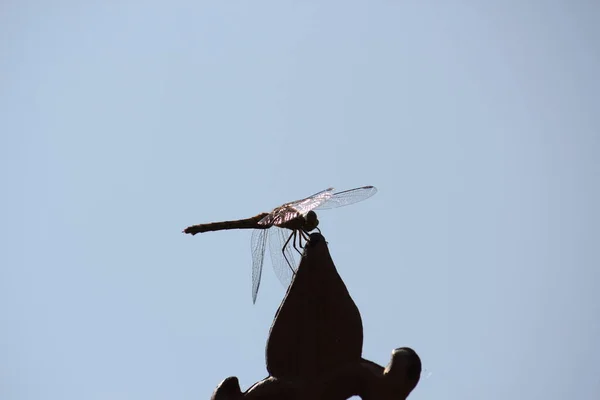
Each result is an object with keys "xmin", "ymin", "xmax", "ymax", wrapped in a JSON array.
[{"xmin": 304, "ymin": 210, "xmax": 319, "ymax": 232}]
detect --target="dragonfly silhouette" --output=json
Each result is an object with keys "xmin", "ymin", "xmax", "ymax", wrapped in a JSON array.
[{"xmin": 183, "ymin": 186, "xmax": 377, "ymax": 303}]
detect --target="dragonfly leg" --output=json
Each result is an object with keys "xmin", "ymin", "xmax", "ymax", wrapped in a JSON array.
[
  {"xmin": 298, "ymin": 229, "xmax": 310, "ymax": 249},
  {"xmin": 291, "ymin": 230, "xmax": 304, "ymax": 255},
  {"xmin": 281, "ymin": 230, "xmax": 296, "ymax": 274}
]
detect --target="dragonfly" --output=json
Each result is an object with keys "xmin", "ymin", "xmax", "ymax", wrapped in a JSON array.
[{"xmin": 183, "ymin": 186, "xmax": 377, "ymax": 303}]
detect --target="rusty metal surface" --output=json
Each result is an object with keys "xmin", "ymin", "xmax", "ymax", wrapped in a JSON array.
[
  {"xmin": 266, "ymin": 232, "xmax": 363, "ymax": 380},
  {"xmin": 210, "ymin": 233, "xmax": 421, "ymax": 400}
]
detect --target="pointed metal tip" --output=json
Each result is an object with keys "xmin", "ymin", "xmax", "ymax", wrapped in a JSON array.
[{"xmin": 308, "ymin": 231, "xmax": 325, "ymax": 244}]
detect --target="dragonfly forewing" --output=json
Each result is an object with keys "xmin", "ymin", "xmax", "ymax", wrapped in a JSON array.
[
  {"xmin": 257, "ymin": 188, "xmax": 335, "ymax": 227},
  {"xmin": 314, "ymin": 186, "xmax": 378, "ymax": 210},
  {"xmin": 287, "ymin": 187, "xmax": 335, "ymax": 215}
]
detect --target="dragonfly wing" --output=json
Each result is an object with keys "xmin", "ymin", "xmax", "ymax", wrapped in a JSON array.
[
  {"xmin": 288, "ymin": 187, "xmax": 335, "ymax": 215},
  {"xmin": 251, "ymin": 229, "xmax": 268, "ymax": 304},
  {"xmin": 268, "ymin": 227, "xmax": 296, "ymax": 287},
  {"xmin": 314, "ymin": 185, "xmax": 378, "ymax": 210},
  {"xmin": 258, "ymin": 188, "xmax": 335, "ymax": 226}
]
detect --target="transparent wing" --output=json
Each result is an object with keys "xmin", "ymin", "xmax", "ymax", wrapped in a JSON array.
[
  {"xmin": 287, "ymin": 187, "xmax": 335, "ymax": 215},
  {"xmin": 258, "ymin": 188, "xmax": 335, "ymax": 226},
  {"xmin": 314, "ymin": 186, "xmax": 378, "ymax": 210},
  {"xmin": 268, "ymin": 227, "xmax": 296, "ymax": 287},
  {"xmin": 251, "ymin": 229, "xmax": 268, "ymax": 304}
]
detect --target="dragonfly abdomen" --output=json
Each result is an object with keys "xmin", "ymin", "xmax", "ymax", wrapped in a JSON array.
[{"xmin": 183, "ymin": 213, "xmax": 270, "ymax": 235}]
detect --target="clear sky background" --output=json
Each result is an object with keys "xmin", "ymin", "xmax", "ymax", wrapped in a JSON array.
[{"xmin": 2, "ymin": 1, "xmax": 599, "ymax": 399}]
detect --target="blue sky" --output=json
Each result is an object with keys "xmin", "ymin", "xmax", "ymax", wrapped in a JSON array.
[{"xmin": 2, "ymin": 1, "xmax": 599, "ymax": 399}]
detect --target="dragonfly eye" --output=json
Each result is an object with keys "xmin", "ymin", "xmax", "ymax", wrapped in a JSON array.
[{"xmin": 304, "ymin": 211, "xmax": 319, "ymax": 231}]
